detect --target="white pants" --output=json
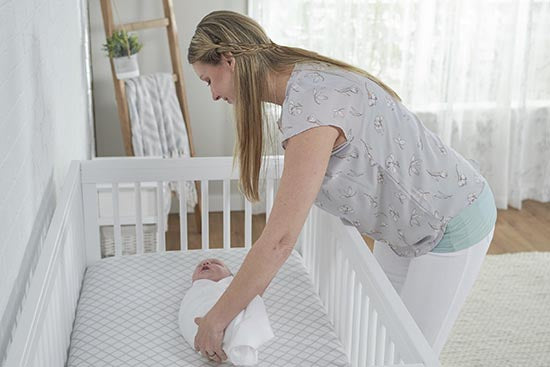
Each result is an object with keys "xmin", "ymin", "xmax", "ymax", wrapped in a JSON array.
[{"xmin": 373, "ymin": 226, "xmax": 495, "ymax": 356}]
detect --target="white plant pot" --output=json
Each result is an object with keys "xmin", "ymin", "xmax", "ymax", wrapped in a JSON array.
[{"xmin": 113, "ymin": 54, "xmax": 140, "ymax": 79}]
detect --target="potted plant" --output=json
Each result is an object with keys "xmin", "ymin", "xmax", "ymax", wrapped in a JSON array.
[{"xmin": 102, "ymin": 30, "xmax": 143, "ymax": 79}]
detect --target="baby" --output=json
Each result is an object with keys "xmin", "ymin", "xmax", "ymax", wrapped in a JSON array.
[
  {"xmin": 192, "ymin": 258, "xmax": 234, "ymax": 283},
  {"xmin": 179, "ymin": 258, "xmax": 274, "ymax": 366}
]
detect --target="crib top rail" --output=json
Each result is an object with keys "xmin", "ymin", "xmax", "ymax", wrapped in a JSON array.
[{"xmin": 80, "ymin": 156, "xmax": 285, "ymax": 184}]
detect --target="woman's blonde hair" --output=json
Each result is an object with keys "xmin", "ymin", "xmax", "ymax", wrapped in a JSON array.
[{"xmin": 188, "ymin": 10, "xmax": 402, "ymax": 203}]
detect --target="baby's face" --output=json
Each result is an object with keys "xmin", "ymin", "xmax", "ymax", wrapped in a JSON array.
[{"xmin": 192, "ymin": 258, "xmax": 232, "ymax": 282}]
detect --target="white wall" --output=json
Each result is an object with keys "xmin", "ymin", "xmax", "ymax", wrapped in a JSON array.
[
  {"xmin": 0, "ymin": 0, "xmax": 92, "ymax": 361},
  {"xmin": 89, "ymin": 0, "xmax": 247, "ymax": 158}
]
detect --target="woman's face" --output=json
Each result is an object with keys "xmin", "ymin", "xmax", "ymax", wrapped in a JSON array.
[
  {"xmin": 192, "ymin": 55, "xmax": 236, "ymax": 104},
  {"xmin": 192, "ymin": 258, "xmax": 232, "ymax": 282}
]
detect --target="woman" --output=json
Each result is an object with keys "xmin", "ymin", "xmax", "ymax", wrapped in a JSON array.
[{"xmin": 188, "ymin": 10, "xmax": 497, "ymax": 363}]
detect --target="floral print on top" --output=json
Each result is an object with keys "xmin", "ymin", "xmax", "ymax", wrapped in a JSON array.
[{"xmin": 277, "ymin": 62, "xmax": 486, "ymax": 258}]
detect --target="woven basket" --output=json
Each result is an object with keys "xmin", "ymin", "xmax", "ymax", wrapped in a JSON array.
[{"xmin": 100, "ymin": 224, "xmax": 159, "ymax": 257}]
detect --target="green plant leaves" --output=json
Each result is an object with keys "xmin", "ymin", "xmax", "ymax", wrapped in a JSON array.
[{"xmin": 102, "ymin": 30, "xmax": 143, "ymax": 58}]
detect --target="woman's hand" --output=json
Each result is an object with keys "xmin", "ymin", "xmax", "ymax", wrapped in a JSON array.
[{"xmin": 194, "ymin": 315, "xmax": 228, "ymax": 363}]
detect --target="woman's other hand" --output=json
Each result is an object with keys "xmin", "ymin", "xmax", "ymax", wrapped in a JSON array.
[{"xmin": 194, "ymin": 315, "xmax": 228, "ymax": 363}]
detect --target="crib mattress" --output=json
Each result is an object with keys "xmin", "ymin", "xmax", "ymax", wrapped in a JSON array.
[{"xmin": 67, "ymin": 248, "xmax": 350, "ymax": 366}]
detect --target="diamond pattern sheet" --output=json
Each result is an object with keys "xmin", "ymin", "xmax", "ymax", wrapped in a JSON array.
[{"xmin": 67, "ymin": 248, "xmax": 351, "ymax": 366}]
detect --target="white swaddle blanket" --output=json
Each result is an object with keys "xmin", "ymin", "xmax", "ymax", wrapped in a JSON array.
[{"xmin": 178, "ymin": 276, "xmax": 274, "ymax": 366}]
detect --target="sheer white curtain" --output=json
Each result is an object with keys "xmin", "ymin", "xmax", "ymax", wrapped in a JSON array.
[{"xmin": 249, "ymin": 0, "xmax": 550, "ymax": 209}]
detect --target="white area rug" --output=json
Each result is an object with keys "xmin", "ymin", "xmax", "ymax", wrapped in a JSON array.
[{"xmin": 440, "ymin": 252, "xmax": 550, "ymax": 367}]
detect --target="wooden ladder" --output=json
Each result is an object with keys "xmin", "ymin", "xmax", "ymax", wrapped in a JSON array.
[{"xmin": 99, "ymin": 0, "xmax": 202, "ymax": 238}]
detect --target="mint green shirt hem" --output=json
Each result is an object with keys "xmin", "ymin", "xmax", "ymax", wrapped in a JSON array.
[{"xmin": 430, "ymin": 182, "xmax": 497, "ymax": 253}]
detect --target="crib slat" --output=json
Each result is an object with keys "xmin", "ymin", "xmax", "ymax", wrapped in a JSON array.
[
  {"xmin": 266, "ymin": 178, "xmax": 274, "ymax": 221},
  {"xmin": 328, "ymin": 243, "xmax": 337, "ymax": 324},
  {"xmin": 60, "ymin": 264, "xmax": 70, "ymax": 355},
  {"xmin": 56, "ymin": 280, "xmax": 65, "ymax": 366},
  {"xmin": 387, "ymin": 339, "xmax": 396, "ymax": 364},
  {"xmin": 304, "ymin": 215, "xmax": 313, "ymax": 278},
  {"xmin": 358, "ymin": 294, "xmax": 369, "ymax": 367},
  {"xmin": 223, "ymin": 179, "xmax": 231, "ymax": 249},
  {"xmin": 301, "ymin": 220, "xmax": 310, "ymax": 270},
  {"xmin": 135, "ymin": 182, "xmax": 144, "ymax": 254},
  {"xmin": 244, "ymin": 198, "xmax": 251, "ymax": 248},
  {"xmin": 337, "ymin": 251, "xmax": 346, "ymax": 339},
  {"xmin": 344, "ymin": 262, "xmax": 354, "ymax": 354},
  {"xmin": 376, "ymin": 323, "xmax": 387, "ymax": 365},
  {"xmin": 313, "ymin": 212, "xmax": 322, "ymax": 294},
  {"xmin": 342, "ymin": 259, "xmax": 352, "ymax": 344},
  {"xmin": 318, "ymin": 233, "xmax": 329, "ymax": 310},
  {"xmin": 156, "ymin": 181, "xmax": 166, "ymax": 252},
  {"xmin": 334, "ymin": 248, "xmax": 341, "ymax": 329},
  {"xmin": 112, "ymin": 183, "xmax": 122, "ymax": 257},
  {"xmin": 367, "ymin": 303, "xmax": 378, "ymax": 366},
  {"xmin": 178, "ymin": 181, "xmax": 188, "ymax": 251},
  {"xmin": 351, "ymin": 280, "xmax": 362, "ymax": 366},
  {"xmin": 309, "ymin": 212, "xmax": 317, "ymax": 279},
  {"xmin": 63, "ymin": 288, "xmax": 72, "ymax": 352},
  {"xmin": 201, "ymin": 180, "xmax": 209, "ymax": 250}
]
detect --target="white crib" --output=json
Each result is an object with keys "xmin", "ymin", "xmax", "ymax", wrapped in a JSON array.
[{"xmin": 3, "ymin": 156, "xmax": 440, "ymax": 367}]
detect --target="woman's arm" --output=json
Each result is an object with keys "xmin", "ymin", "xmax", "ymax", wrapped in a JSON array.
[{"xmin": 205, "ymin": 125, "xmax": 340, "ymax": 330}]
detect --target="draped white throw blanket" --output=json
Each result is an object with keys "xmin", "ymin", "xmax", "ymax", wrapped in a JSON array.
[
  {"xmin": 125, "ymin": 73, "xmax": 198, "ymax": 229},
  {"xmin": 178, "ymin": 276, "xmax": 275, "ymax": 366}
]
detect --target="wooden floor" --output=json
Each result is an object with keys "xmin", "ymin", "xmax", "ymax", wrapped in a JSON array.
[{"xmin": 166, "ymin": 200, "xmax": 550, "ymax": 254}]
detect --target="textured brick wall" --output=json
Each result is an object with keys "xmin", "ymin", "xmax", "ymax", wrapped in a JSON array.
[{"xmin": 0, "ymin": 0, "xmax": 92, "ymax": 361}]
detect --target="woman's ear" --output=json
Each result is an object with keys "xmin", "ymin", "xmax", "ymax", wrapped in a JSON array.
[{"xmin": 222, "ymin": 52, "xmax": 235, "ymax": 72}]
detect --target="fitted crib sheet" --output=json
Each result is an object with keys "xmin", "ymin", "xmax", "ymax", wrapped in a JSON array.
[{"xmin": 67, "ymin": 248, "xmax": 350, "ymax": 366}]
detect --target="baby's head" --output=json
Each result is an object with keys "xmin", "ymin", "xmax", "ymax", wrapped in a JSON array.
[{"xmin": 192, "ymin": 258, "xmax": 233, "ymax": 283}]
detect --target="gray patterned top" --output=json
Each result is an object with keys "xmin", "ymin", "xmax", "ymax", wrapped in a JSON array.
[{"xmin": 277, "ymin": 62, "xmax": 486, "ymax": 257}]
